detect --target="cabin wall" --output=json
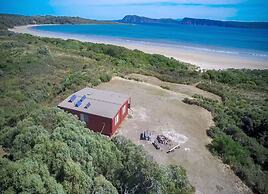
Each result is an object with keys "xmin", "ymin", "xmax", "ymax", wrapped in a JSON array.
[
  {"xmin": 112, "ymin": 99, "xmax": 130, "ymax": 135},
  {"xmin": 59, "ymin": 107, "xmax": 113, "ymax": 136},
  {"xmin": 87, "ymin": 114, "xmax": 112, "ymax": 136}
]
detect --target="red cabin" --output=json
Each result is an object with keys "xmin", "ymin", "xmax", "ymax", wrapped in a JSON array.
[{"xmin": 58, "ymin": 88, "xmax": 131, "ymax": 136}]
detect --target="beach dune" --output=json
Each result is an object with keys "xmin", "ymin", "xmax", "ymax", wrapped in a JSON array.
[{"xmin": 10, "ymin": 25, "xmax": 268, "ymax": 70}]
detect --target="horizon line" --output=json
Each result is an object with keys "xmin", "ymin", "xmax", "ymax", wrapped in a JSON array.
[{"xmin": 1, "ymin": 12, "xmax": 268, "ymax": 23}]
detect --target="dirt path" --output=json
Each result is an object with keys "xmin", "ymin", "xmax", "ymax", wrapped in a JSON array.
[
  {"xmin": 125, "ymin": 74, "xmax": 221, "ymax": 102},
  {"xmin": 97, "ymin": 76, "xmax": 251, "ymax": 194}
]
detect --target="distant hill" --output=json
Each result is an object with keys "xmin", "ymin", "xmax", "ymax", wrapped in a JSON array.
[
  {"xmin": 118, "ymin": 15, "xmax": 179, "ymax": 25},
  {"xmin": 0, "ymin": 13, "xmax": 114, "ymax": 29},
  {"xmin": 119, "ymin": 15, "xmax": 268, "ymax": 29},
  {"xmin": 180, "ymin": 17, "xmax": 268, "ymax": 29}
]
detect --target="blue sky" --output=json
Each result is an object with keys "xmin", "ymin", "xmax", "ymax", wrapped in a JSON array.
[{"xmin": 0, "ymin": 0, "xmax": 268, "ymax": 21}]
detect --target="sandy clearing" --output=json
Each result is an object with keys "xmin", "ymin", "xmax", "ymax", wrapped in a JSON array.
[
  {"xmin": 125, "ymin": 73, "xmax": 221, "ymax": 102},
  {"xmin": 9, "ymin": 25, "xmax": 268, "ymax": 70},
  {"xmin": 97, "ymin": 76, "xmax": 252, "ymax": 194}
]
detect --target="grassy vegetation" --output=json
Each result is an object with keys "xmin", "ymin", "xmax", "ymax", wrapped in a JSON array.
[
  {"xmin": 0, "ymin": 14, "xmax": 267, "ymax": 193},
  {"xmin": 160, "ymin": 85, "xmax": 171, "ymax": 90}
]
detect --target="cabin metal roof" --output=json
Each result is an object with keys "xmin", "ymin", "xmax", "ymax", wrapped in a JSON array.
[{"xmin": 58, "ymin": 88, "xmax": 130, "ymax": 119}]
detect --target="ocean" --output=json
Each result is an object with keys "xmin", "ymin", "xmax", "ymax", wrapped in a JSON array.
[{"xmin": 32, "ymin": 23, "xmax": 268, "ymax": 58}]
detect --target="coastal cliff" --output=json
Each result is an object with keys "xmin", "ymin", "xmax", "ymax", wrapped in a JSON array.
[
  {"xmin": 119, "ymin": 15, "xmax": 268, "ymax": 29},
  {"xmin": 119, "ymin": 15, "xmax": 179, "ymax": 25}
]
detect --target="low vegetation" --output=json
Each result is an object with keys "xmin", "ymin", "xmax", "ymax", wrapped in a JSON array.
[
  {"xmin": 0, "ymin": 14, "xmax": 114, "ymax": 30},
  {"xmin": 160, "ymin": 85, "xmax": 170, "ymax": 90},
  {"xmin": 0, "ymin": 14, "xmax": 267, "ymax": 193}
]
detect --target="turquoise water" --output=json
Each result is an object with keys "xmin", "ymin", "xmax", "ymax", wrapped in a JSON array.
[{"xmin": 33, "ymin": 24, "xmax": 268, "ymax": 58}]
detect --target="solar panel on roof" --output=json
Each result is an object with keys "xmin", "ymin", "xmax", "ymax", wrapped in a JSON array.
[
  {"xmin": 80, "ymin": 95, "xmax": 86, "ymax": 102},
  {"xmin": 84, "ymin": 102, "xmax": 91, "ymax": 109},
  {"xmin": 75, "ymin": 100, "xmax": 82, "ymax": 107},
  {"xmin": 74, "ymin": 95, "xmax": 87, "ymax": 107},
  {"xmin": 68, "ymin": 95, "xmax": 77, "ymax": 102}
]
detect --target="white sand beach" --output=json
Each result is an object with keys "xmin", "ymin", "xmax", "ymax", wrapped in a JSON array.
[{"xmin": 10, "ymin": 25, "xmax": 268, "ymax": 70}]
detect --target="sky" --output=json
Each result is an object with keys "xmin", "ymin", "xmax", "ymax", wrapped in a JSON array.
[{"xmin": 0, "ymin": 0, "xmax": 268, "ymax": 21}]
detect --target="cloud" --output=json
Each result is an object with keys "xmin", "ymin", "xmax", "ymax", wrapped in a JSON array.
[
  {"xmin": 1, "ymin": 0, "xmax": 267, "ymax": 21},
  {"xmin": 50, "ymin": 0, "xmax": 243, "ymax": 6},
  {"xmin": 48, "ymin": 0, "xmax": 268, "ymax": 21}
]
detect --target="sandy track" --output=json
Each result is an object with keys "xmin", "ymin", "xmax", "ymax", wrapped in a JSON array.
[
  {"xmin": 97, "ymin": 76, "xmax": 252, "ymax": 194},
  {"xmin": 125, "ymin": 73, "xmax": 221, "ymax": 102}
]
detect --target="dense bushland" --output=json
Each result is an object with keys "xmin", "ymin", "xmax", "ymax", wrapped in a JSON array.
[{"xmin": 0, "ymin": 108, "xmax": 193, "ymax": 193}]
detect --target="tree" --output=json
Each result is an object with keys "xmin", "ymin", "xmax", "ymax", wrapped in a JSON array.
[{"xmin": 0, "ymin": 108, "xmax": 194, "ymax": 194}]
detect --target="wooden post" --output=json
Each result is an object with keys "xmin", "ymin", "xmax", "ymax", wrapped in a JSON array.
[{"xmin": 167, "ymin": 144, "xmax": 180, "ymax": 153}]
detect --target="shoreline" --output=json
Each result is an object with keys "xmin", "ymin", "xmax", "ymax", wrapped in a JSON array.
[{"xmin": 9, "ymin": 25, "xmax": 268, "ymax": 70}]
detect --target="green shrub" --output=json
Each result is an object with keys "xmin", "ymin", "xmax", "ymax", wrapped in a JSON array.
[
  {"xmin": 160, "ymin": 85, "xmax": 170, "ymax": 90},
  {"xmin": 100, "ymin": 74, "xmax": 112, "ymax": 82},
  {"xmin": 0, "ymin": 108, "xmax": 194, "ymax": 194}
]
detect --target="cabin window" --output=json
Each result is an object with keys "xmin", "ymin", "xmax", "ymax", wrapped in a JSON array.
[
  {"xmin": 128, "ymin": 99, "xmax": 131, "ymax": 108},
  {"xmin": 80, "ymin": 113, "xmax": 89, "ymax": 124},
  {"xmin": 122, "ymin": 104, "xmax": 127, "ymax": 115},
  {"xmin": 115, "ymin": 114, "xmax": 119, "ymax": 126}
]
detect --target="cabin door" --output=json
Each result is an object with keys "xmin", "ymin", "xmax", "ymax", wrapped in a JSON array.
[{"xmin": 80, "ymin": 113, "xmax": 89, "ymax": 124}]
